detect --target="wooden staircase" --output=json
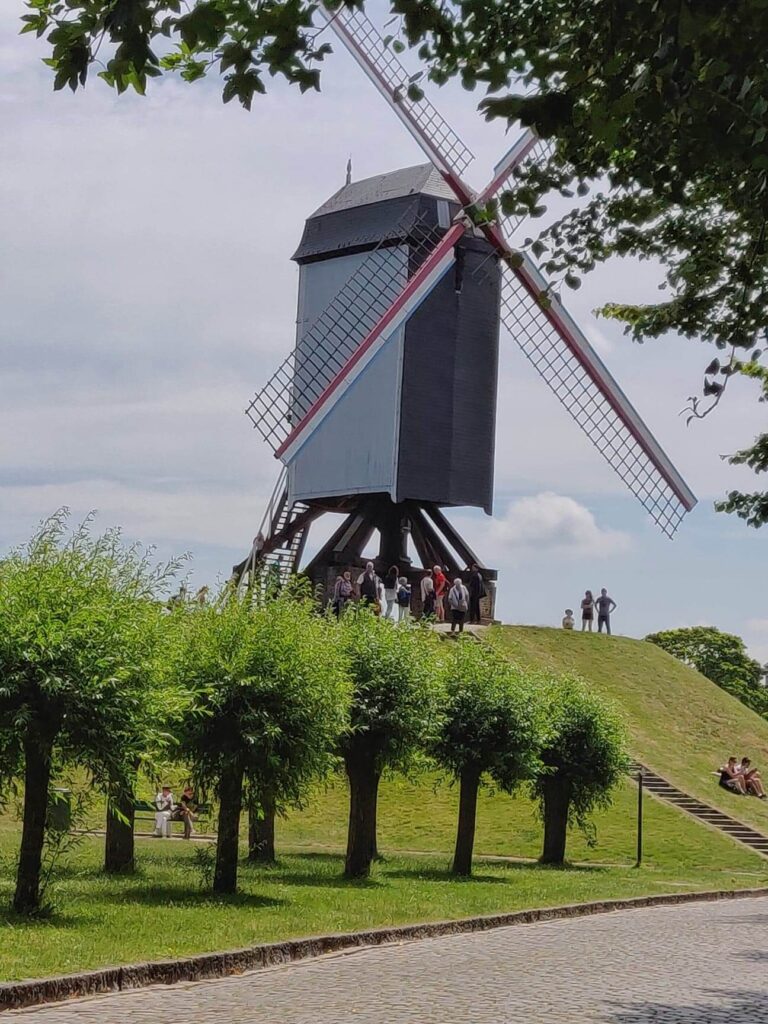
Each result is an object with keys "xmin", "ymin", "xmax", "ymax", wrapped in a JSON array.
[{"xmin": 629, "ymin": 761, "xmax": 768, "ymax": 858}]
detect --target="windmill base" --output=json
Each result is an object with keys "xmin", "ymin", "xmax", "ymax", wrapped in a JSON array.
[{"xmin": 235, "ymin": 492, "xmax": 498, "ymax": 622}]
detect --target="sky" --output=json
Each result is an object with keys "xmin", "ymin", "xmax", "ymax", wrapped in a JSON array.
[{"xmin": 1, "ymin": 4, "xmax": 766, "ymax": 660}]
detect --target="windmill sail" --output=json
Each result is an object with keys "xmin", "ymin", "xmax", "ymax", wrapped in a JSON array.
[
  {"xmin": 316, "ymin": 3, "xmax": 696, "ymax": 535},
  {"xmin": 497, "ymin": 255, "xmax": 696, "ymax": 537}
]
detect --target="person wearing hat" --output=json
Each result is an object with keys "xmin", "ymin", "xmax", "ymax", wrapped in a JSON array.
[{"xmin": 154, "ymin": 785, "xmax": 175, "ymax": 837}]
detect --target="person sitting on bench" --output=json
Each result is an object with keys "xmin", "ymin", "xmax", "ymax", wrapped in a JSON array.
[
  {"xmin": 154, "ymin": 785, "xmax": 175, "ymax": 836},
  {"xmin": 719, "ymin": 757, "xmax": 747, "ymax": 795},
  {"xmin": 171, "ymin": 785, "xmax": 199, "ymax": 838},
  {"xmin": 738, "ymin": 757, "xmax": 767, "ymax": 799}
]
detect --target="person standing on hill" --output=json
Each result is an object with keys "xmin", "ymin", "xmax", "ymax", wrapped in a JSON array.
[
  {"xmin": 448, "ymin": 577, "xmax": 470, "ymax": 634},
  {"xmin": 357, "ymin": 562, "xmax": 379, "ymax": 607},
  {"xmin": 580, "ymin": 591, "xmax": 595, "ymax": 631},
  {"xmin": 433, "ymin": 565, "xmax": 447, "ymax": 623},
  {"xmin": 383, "ymin": 565, "xmax": 399, "ymax": 620},
  {"xmin": 596, "ymin": 589, "xmax": 617, "ymax": 635},
  {"xmin": 466, "ymin": 563, "xmax": 486, "ymax": 625},
  {"xmin": 421, "ymin": 574, "xmax": 436, "ymax": 618}
]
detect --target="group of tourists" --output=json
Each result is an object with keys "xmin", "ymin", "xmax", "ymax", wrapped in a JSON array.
[
  {"xmin": 562, "ymin": 589, "xmax": 617, "ymax": 634},
  {"xmin": 331, "ymin": 562, "xmax": 487, "ymax": 633},
  {"xmin": 419, "ymin": 563, "xmax": 486, "ymax": 633},
  {"xmin": 153, "ymin": 785, "xmax": 200, "ymax": 838},
  {"xmin": 718, "ymin": 757, "xmax": 767, "ymax": 799}
]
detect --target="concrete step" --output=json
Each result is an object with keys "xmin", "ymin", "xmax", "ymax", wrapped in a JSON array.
[{"xmin": 631, "ymin": 760, "xmax": 768, "ymax": 858}]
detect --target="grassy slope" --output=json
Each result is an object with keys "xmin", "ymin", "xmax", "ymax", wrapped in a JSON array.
[{"xmin": 492, "ymin": 626, "xmax": 768, "ymax": 833}]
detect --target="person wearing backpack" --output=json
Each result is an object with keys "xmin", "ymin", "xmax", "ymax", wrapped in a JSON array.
[
  {"xmin": 396, "ymin": 576, "xmax": 411, "ymax": 622},
  {"xmin": 332, "ymin": 570, "xmax": 353, "ymax": 618},
  {"xmin": 448, "ymin": 577, "xmax": 470, "ymax": 634}
]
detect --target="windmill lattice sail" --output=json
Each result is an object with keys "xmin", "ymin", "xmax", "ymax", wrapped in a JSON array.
[
  {"xmin": 319, "ymin": 4, "xmax": 474, "ymax": 177},
  {"xmin": 246, "ymin": 203, "xmax": 450, "ymax": 453},
  {"xmin": 497, "ymin": 264, "xmax": 693, "ymax": 538}
]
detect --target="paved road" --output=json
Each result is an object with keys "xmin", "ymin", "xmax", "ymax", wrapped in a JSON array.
[{"xmin": 11, "ymin": 897, "xmax": 768, "ymax": 1022}]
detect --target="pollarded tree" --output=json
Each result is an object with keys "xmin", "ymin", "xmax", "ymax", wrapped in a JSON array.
[
  {"xmin": 338, "ymin": 612, "xmax": 442, "ymax": 879},
  {"xmin": 0, "ymin": 511, "xmax": 177, "ymax": 914},
  {"xmin": 103, "ymin": 626, "xmax": 191, "ymax": 875},
  {"xmin": 433, "ymin": 640, "xmax": 543, "ymax": 877},
  {"xmin": 533, "ymin": 678, "xmax": 628, "ymax": 866},
  {"xmin": 167, "ymin": 585, "xmax": 349, "ymax": 894}
]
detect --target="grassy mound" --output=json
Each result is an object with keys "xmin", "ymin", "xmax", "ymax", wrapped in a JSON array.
[{"xmin": 491, "ymin": 626, "xmax": 768, "ymax": 833}]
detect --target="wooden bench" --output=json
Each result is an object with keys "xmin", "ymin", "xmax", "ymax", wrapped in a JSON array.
[{"xmin": 133, "ymin": 800, "xmax": 211, "ymax": 834}]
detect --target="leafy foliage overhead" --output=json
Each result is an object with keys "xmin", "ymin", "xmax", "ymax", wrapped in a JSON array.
[{"xmin": 22, "ymin": 0, "xmax": 336, "ymax": 108}]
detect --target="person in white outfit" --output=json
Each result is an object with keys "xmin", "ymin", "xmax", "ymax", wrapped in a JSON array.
[
  {"xmin": 383, "ymin": 565, "xmax": 399, "ymax": 620},
  {"xmin": 154, "ymin": 785, "xmax": 174, "ymax": 837}
]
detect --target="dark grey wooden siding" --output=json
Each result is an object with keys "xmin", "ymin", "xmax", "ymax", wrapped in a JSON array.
[
  {"xmin": 293, "ymin": 195, "xmax": 460, "ymax": 264},
  {"xmin": 396, "ymin": 239, "xmax": 501, "ymax": 514}
]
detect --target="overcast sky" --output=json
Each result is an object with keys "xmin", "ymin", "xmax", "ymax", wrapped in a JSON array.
[{"xmin": 1, "ymin": 5, "xmax": 766, "ymax": 659}]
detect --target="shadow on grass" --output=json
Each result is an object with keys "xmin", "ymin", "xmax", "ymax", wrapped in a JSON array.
[
  {"xmin": 0, "ymin": 906, "xmax": 84, "ymax": 930},
  {"xmin": 239, "ymin": 852, "xmax": 383, "ymax": 890},
  {"xmin": 384, "ymin": 859, "xmax": 606, "ymax": 884},
  {"xmin": 102, "ymin": 885, "xmax": 285, "ymax": 909}
]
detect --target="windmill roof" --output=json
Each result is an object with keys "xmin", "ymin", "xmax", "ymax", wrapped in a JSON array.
[{"xmin": 309, "ymin": 164, "xmax": 456, "ymax": 218}]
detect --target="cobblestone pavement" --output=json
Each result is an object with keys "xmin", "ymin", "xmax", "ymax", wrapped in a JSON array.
[{"xmin": 11, "ymin": 897, "xmax": 768, "ymax": 1022}]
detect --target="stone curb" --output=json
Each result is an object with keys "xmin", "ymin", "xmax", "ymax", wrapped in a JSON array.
[{"xmin": 3, "ymin": 886, "xmax": 768, "ymax": 1012}]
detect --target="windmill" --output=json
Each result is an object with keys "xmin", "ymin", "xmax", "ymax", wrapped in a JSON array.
[{"xmin": 235, "ymin": 3, "xmax": 696, "ymax": 613}]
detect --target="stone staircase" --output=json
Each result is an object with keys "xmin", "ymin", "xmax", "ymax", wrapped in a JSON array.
[{"xmin": 629, "ymin": 761, "xmax": 768, "ymax": 858}]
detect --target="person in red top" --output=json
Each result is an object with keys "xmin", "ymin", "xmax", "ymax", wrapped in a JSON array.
[{"xmin": 432, "ymin": 564, "xmax": 447, "ymax": 623}]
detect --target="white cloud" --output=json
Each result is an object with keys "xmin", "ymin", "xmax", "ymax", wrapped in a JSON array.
[{"xmin": 488, "ymin": 492, "xmax": 631, "ymax": 560}]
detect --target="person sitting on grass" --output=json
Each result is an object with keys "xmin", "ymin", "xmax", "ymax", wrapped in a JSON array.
[
  {"xmin": 154, "ymin": 785, "xmax": 175, "ymax": 836},
  {"xmin": 171, "ymin": 785, "xmax": 199, "ymax": 838},
  {"xmin": 719, "ymin": 757, "xmax": 748, "ymax": 795},
  {"xmin": 738, "ymin": 757, "xmax": 767, "ymax": 799},
  {"xmin": 562, "ymin": 608, "xmax": 575, "ymax": 630}
]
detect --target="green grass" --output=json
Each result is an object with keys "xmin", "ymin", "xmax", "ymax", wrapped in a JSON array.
[
  {"xmin": 3, "ymin": 625, "xmax": 768, "ymax": 982},
  {"xmin": 491, "ymin": 626, "xmax": 768, "ymax": 833},
  {"xmin": 1, "ymin": 772, "xmax": 766, "ymax": 981}
]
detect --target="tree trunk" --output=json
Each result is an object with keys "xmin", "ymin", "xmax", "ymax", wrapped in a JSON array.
[
  {"xmin": 213, "ymin": 762, "xmax": 245, "ymax": 894},
  {"xmin": 344, "ymin": 754, "xmax": 381, "ymax": 879},
  {"xmin": 105, "ymin": 787, "xmax": 136, "ymax": 874},
  {"xmin": 452, "ymin": 768, "xmax": 480, "ymax": 877},
  {"xmin": 540, "ymin": 775, "xmax": 572, "ymax": 865},
  {"xmin": 248, "ymin": 793, "xmax": 276, "ymax": 863},
  {"xmin": 14, "ymin": 735, "xmax": 54, "ymax": 915}
]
